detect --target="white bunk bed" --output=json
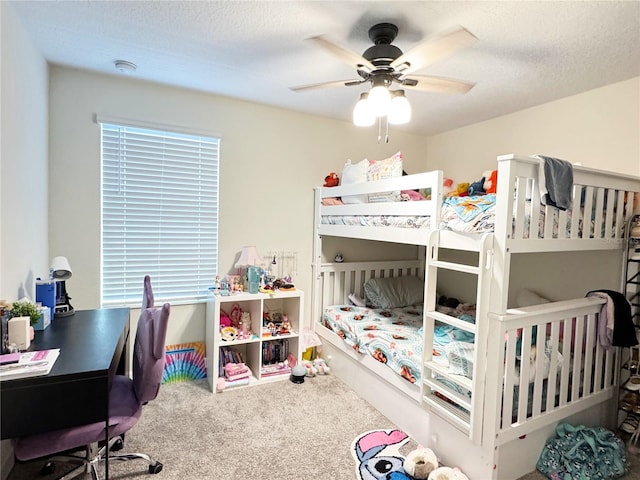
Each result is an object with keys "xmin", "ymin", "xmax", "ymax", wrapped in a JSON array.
[{"xmin": 311, "ymin": 154, "xmax": 640, "ymax": 479}]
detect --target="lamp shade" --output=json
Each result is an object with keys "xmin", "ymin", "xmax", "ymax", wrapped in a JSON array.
[
  {"xmin": 234, "ymin": 246, "xmax": 261, "ymax": 268},
  {"xmin": 353, "ymin": 93, "xmax": 375, "ymax": 127},
  {"xmin": 50, "ymin": 256, "xmax": 72, "ymax": 280},
  {"xmin": 368, "ymin": 84, "xmax": 391, "ymax": 117},
  {"xmin": 388, "ymin": 90, "xmax": 412, "ymax": 125}
]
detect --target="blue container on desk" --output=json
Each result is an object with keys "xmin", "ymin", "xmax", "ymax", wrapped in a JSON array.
[{"xmin": 36, "ymin": 280, "xmax": 56, "ymax": 323}]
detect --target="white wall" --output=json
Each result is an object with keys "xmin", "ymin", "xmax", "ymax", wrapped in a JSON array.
[
  {"xmin": 425, "ymin": 77, "xmax": 640, "ymax": 180},
  {"xmin": 0, "ymin": 3, "xmax": 49, "ymax": 303},
  {"xmin": 47, "ymin": 66, "xmax": 427, "ymax": 343},
  {"xmin": 0, "ymin": 2, "xmax": 49, "ymax": 475},
  {"xmin": 424, "ymin": 77, "xmax": 639, "ymax": 307}
]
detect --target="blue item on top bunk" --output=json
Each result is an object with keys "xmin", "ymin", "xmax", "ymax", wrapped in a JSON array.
[{"xmin": 441, "ymin": 194, "xmax": 496, "ymax": 223}]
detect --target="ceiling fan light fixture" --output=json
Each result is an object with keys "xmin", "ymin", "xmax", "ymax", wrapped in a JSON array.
[
  {"xmin": 353, "ymin": 92, "xmax": 375, "ymax": 127},
  {"xmin": 368, "ymin": 85, "xmax": 391, "ymax": 117},
  {"xmin": 388, "ymin": 90, "xmax": 411, "ymax": 125}
]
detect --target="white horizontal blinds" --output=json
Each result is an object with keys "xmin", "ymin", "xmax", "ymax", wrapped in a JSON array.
[{"xmin": 101, "ymin": 122, "xmax": 219, "ymax": 305}]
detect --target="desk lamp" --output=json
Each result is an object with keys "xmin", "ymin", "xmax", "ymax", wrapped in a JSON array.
[
  {"xmin": 234, "ymin": 246, "xmax": 261, "ymax": 294},
  {"xmin": 50, "ymin": 256, "xmax": 74, "ymax": 317}
]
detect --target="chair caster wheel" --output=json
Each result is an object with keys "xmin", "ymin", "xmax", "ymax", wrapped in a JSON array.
[
  {"xmin": 111, "ymin": 437, "xmax": 124, "ymax": 451},
  {"xmin": 149, "ymin": 462, "xmax": 163, "ymax": 474},
  {"xmin": 41, "ymin": 461, "xmax": 55, "ymax": 475}
]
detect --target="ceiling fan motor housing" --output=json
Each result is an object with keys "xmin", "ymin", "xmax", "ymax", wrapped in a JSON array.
[
  {"xmin": 363, "ymin": 44, "xmax": 403, "ymax": 67},
  {"xmin": 368, "ymin": 23, "xmax": 398, "ymax": 45},
  {"xmin": 364, "ymin": 23, "xmax": 403, "ymax": 69}
]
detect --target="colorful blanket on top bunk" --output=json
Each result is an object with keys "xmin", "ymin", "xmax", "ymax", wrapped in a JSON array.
[
  {"xmin": 322, "ymin": 305, "xmax": 423, "ymax": 385},
  {"xmin": 438, "ymin": 193, "xmax": 568, "ymax": 236},
  {"xmin": 439, "ymin": 194, "xmax": 496, "ymax": 233}
]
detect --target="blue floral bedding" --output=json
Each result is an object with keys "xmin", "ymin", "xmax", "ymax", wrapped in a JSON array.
[{"xmin": 322, "ymin": 304, "xmax": 423, "ymax": 384}]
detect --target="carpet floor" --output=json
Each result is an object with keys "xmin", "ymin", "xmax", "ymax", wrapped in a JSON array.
[{"xmin": 6, "ymin": 374, "xmax": 640, "ymax": 479}]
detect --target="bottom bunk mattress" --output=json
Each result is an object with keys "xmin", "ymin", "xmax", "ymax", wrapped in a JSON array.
[{"xmin": 321, "ymin": 304, "xmax": 423, "ymax": 385}]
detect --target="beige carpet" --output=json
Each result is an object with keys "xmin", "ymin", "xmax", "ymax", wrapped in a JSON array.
[{"xmin": 7, "ymin": 374, "xmax": 640, "ymax": 479}]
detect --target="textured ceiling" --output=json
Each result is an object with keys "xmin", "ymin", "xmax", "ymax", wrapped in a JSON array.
[{"xmin": 9, "ymin": 0, "xmax": 640, "ymax": 135}]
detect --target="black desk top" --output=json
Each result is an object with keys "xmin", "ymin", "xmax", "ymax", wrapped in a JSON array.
[{"xmin": 1, "ymin": 307, "xmax": 130, "ymax": 439}]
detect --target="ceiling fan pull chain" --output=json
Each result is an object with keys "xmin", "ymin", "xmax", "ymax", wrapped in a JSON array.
[
  {"xmin": 385, "ymin": 117, "xmax": 390, "ymax": 143},
  {"xmin": 377, "ymin": 117, "xmax": 382, "ymax": 144}
]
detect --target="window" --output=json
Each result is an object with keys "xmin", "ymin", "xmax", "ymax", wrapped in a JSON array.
[{"xmin": 100, "ymin": 121, "xmax": 219, "ymax": 306}]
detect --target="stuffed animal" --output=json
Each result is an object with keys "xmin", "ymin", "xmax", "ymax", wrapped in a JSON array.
[
  {"xmin": 483, "ymin": 169, "xmax": 498, "ymax": 194},
  {"xmin": 324, "ymin": 172, "xmax": 339, "ymax": 187},
  {"xmin": 403, "ymin": 447, "xmax": 438, "ymax": 479},
  {"xmin": 455, "ymin": 182, "xmax": 469, "ymax": 197},
  {"xmin": 302, "ymin": 359, "xmax": 317, "ymax": 377},
  {"xmin": 312, "ymin": 357, "xmax": 330, "ymax": 375},
  {"xmin": 442, "ymin": 178, "xmax": 455, "ymax": 196},
  {"xmin": 467, "ymin": 177, "xmax": 486, "ymax": 196}
]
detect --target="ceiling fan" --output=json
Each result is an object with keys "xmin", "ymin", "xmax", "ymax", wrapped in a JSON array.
[{"xmin": 290, "ymin": 22, "xmax": 477, "ymax": 95}]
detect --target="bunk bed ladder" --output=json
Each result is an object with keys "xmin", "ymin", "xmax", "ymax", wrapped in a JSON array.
[{"xmin": 422, "ymin": 229, "xmax": 494, "ymax": 445}]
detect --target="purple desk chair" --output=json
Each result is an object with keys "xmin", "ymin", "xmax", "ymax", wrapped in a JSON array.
[
  {"xmin": 13, "ymin": 301, "xmax": 170, "ymax": 479},
  {"xmin": 142, "ymin": 274, "xmax": 154, "ymax": 309}
]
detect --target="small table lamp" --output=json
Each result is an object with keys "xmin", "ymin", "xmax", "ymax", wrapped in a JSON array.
[
  {"xmin": 51, "ymin": 256, "xmax": 74, "ymax": 317},
  {"xmin": 235, "ymin": 247, "xmax": 261, "ymax": 293}
]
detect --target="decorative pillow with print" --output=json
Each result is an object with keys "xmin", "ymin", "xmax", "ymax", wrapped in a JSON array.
[{"xmin": 367, "ymin": 152, "xmax": 403, "ymax": 203}]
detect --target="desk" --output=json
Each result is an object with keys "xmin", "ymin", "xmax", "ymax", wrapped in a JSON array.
[{"xmin": 0, "ymin": 308, "xmax": 130, "ymax": 440}]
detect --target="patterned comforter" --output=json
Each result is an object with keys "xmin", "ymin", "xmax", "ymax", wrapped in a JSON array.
[{"xmin": 322, "ymin": 304, "xmax": 423, "ymax": 384}]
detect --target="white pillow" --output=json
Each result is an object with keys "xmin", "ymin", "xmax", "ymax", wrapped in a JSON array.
[{"xmin": 340, "ymin": 158, "xmax": 368, "ymax": 204}]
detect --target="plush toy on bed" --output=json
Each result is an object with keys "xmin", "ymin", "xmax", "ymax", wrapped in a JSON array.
[
  {"xmin": 467, "ymin": 177, "xmax": 486, "ymax": 196},
  {"xmin": 442, "ymin": 178, "xmax": 455, "ymax": 197},
  {"xmin": 324, "ymin": 172, "xmax": 339, "ymax": 187},
  {"xmin": 455, "ymin": 182, "xmax": 469, "ymax": 197},
  {"xmin": 482, "ymin": 169, "xmax": 498, "ymax": 194}
]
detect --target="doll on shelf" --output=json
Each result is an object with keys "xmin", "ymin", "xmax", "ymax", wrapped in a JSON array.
[{"xmin": 279, "ymin": 315, "xmax": 291, "ymax": 335}]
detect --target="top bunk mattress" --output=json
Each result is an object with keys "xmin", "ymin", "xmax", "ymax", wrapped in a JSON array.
[{"xmin": 322, "ymin": 193, "xmax": 612, "ymax": 237}]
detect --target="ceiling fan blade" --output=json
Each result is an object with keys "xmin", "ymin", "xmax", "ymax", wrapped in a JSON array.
[
  {"xmin": 289, "ymin": 79, "xmax": 365, "ymax": 92},
  {"xmin": 402, "ymin": 75, "xmax": 475, "ymax": 94},
  {"xmin": 391, "ymin": 26, "xmax": 477, "ymax": 76},
  {"xmin": 307, "ymin": 34, "xmax": 375, "ymax": 72}
]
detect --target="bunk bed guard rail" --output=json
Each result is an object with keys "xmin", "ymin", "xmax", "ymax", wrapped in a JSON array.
[{"xmin": 483, "ymin": 296, "xmax": 618, "ymax": 446}]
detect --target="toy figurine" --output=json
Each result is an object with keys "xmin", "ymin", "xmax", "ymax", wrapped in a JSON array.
[
  {"xmin": 279, "ymin": 316, "xmax": 291, "ymax": 334},
  {"xmin": 323, "ymin": 172, "xmax": 339, "ymax": 187}
]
